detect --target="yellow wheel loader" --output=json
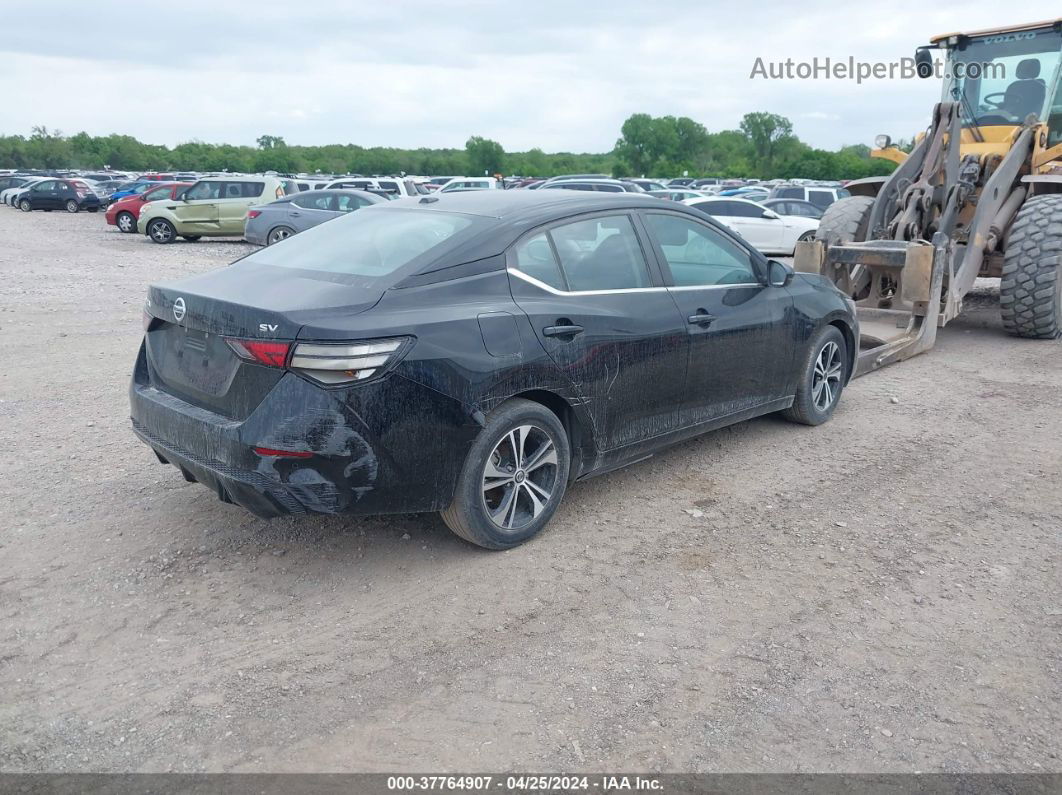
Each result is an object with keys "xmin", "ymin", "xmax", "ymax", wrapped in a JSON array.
[{"xmin": 796, "ymin": 18, "xmax": 1062, "ymax": 377}]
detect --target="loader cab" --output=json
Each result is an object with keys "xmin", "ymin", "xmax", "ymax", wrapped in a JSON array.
[{"xmin": 931, "ymin": 22, "xmax": 1062, "ymax": 140}]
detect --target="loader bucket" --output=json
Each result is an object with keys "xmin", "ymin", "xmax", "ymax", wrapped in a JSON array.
[{"xmin": 794, "ymin": 238, "xmax": 944, "ymax": 378}]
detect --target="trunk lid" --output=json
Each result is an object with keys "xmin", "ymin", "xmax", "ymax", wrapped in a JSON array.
[{"xmin": 143, "ymin": 262, "xmax": 385, "ymax": 419}]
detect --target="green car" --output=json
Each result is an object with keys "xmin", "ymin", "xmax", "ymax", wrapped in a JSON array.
[{"xmin": 138, "ymin": 175, "xmax": 288, "ymax": 243}]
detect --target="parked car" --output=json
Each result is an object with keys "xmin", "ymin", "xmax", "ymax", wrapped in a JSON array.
[
  {"xmin": 17, "ymin": 178, "xmax": 102, "ymax": 213},
  {"xmin": 438, "ymin": 177, "xmax": 500, "ymax": 193},
  {"xmin": 667, "ymin": 178, "xmax": 696, "ymax": 187},
  {"xmin": 425, "ymin": 176, "xmax": 458, "ymax": 191},
  {"xmin": 244, "ymin": 188, "xmax": 386, "ymax": 245},
  {"xmin": 106, "ymin": 181, "xmax": 159, "ymax": 206},
  {"xmin": 138, "ymin": 175, "xmax": 286, "ymax": 243},
  {"xmin": 106, "ymin": 182, "xmax": 191, "ymax": 233},
  {"xmin": 2, "ymin": 177, "xmax": 50, "ymax": 206},
  {"xmin": 130, "ymin": 190, "xmax": 855, "ymax": 549},
  {"xmin": 648, "ymin": 189, "xmax": 713, "ymax": 202},
  {"xmin": 684, "ymin": 197, "xmax": 819, "ymax": 255},
  {"xmin": 529, "ymin": 174, "xmax": 611, "ymax": 189},
  {"xmin": 762, "ymin": 198, "xmax": 824, "ymax": 220},
  {"xmin": 0, "ymin": 175, "xmax": 39, "ymax": 201},
  {"xmin": 325, "ymin": 177, "xmax": 426, "ymax": 197},
  {"xmin": 627, "ymin": 179, "xmax": 669, "ymax": 192},
  {"xmin": 540, "ymin": 179, "xmax": 643, "ymax": 193},
  {"xmin": 719, "ymin": 187, "xmax": 770, "ymax": 202},
  {"xmin": 768, "ymin": 184, "xmax": 851, "ymax": 211}
]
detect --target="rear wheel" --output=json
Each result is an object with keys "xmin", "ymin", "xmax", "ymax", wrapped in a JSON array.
[
  {"xmin": 816, "ymin": 195, "xmax": 875, "ymax": 246},
  {"xmin": 267, "ymin": 226, "xmax": 295, "ymax": 245},
  {"xmin": 116, "ymin": 211, "xmax": 136, "ymax": 233},
  {"xmin": 441, "ymin": 398, "xmax": 570, "ymax": 550},
  {"xmin": 65, "ymin": 199, "xmax": 79, "ymax": 213},
  {"xmin": 19, "ymin": 199, "xmax": 32, "ymax": 212},
  {"xmin": 782, "ymin": 325, "xmax": 848, "ymax": 426},
  {"xmin": 147, "ymin": 218, "xmax": 176, "ymax": 244},
  {"xmin": 1000, "ymin": 195, "xmax": 1062, "ymax": 339}
]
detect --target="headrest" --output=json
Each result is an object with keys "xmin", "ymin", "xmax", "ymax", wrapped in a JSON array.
[
  {"xmin": 654, "ymin": 217, "xmax": 690, "ymax": 246},
  {"xmin": 1016, "ymin": 59, "xmax": 1040, "ymax": 80}
]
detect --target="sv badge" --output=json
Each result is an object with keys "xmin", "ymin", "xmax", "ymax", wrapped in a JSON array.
[{"xmin": 259, "ymin": 323, "xmax": 278, "ymax": 333}]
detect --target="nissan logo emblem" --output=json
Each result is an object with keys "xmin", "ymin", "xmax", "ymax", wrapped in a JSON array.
[{"xmin": 173, "ymin": 297, "xmax": 186, "ymax": 322}]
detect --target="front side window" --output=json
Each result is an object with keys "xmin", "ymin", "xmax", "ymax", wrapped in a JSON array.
[
  {"xmin": 144, "ymin": 186, "xmax": 172, "ymax": 201},
  {"xmin": 294, "ymin": 193, "xmax": 334, "ymax": 211},
  {"xmin": 33, "ymin": 181, "xmax": 56, "ymax": 191},
  {"xmin": 726, "ymin": 201, "xmax": 764, "ymax": 218},
  {"xmin": 335, "ymin": 194, "xmax": 367, "ymax": 212},
  {"xmin": 186, "ymin": 181, "xmax": 221, "ymax": 200},
  {"xmin": 549, "ymin": 215, "xmax": 651, "ymax": 291},
  {"xmin": 645, "ymin": 214, "xmax": 757, "ymax": 287}
]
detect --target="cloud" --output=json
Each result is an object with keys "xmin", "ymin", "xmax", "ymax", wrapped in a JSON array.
[{"xmin": 0, "ymin": 0, "xmax": 1052, "ymax": 152}]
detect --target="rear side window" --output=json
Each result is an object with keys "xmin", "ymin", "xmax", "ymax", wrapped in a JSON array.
[
  {"xmin": 224, "ymin": 181, "xmax": 264, "ymax": 198},
  {"xmin": 775, "ymin": 187, "xmax": 802, "ymax": 199},
  {"xmin": 512, "ymin": 232, "xmax": 566, "ymax": 291},
  {"xmin": 594, "ymin": 183, "xmax": 623, "ymax": 192},
  {"xmin": 808, "ymin": 190, "xmax": 834, "ymax": 209},
  {"xmin": 549, "ymin": 215, "xmax": 650, "ymax": 291},
  {"xmin": 293, "ymin": 193, "xmax": 334, "ymax": 210}
]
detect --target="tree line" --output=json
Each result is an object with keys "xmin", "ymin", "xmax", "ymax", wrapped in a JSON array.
[{"xmin": 1, "ymin": 114, "xmax": 894, "ymax": 180}]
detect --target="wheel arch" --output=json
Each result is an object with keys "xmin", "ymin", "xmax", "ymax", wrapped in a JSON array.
[
  {"xmin": 504, "ymin": 388, "xmax": 594, "ymax": 481},
  {"xmin": 828, "ymin": 317, "xmax": 858, "ymax": 384}
]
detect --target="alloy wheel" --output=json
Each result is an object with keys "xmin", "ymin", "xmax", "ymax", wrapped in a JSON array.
[
  {"xmin": 812, "ymin": 340, "xmax": 843, "ymax": 411},
  {"xmin": 149, "ymin": 221, "xmax": 173, "ymax": 243},
  {"xmin": 481, "ymin": 424, "xmax": 559, "ymax": 532},
  {"xmin": 268, "ymin": 227, "xmax": 293, "ymax": 244}
]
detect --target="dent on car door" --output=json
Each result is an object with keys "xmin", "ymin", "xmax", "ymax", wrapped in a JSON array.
[
  {"xmin": 506, "ymin": 213, "xmax": 688, "ymax": 452},
  {"xmin": 175, "ymin": 182, "xmax": 221, "ymax": 228},
  {"xmin": 641, "ymin": 211, "xmax": 795, "ymax": 425}
]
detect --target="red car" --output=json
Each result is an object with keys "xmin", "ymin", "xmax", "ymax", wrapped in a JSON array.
[{"xmin": 105, "ymin": 182, "xmax": 190, "ymax": 233}]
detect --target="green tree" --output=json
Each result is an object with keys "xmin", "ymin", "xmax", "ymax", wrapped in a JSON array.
[
  {"xmin": 738, "ymin": 112, "xmax": 794, "ymax": 173},
  {"xmin": 465, "ymin": 136, "xmax": 505, "ymax": 176}
]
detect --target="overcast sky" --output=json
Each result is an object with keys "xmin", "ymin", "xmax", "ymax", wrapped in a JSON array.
[{"xmin": 0, "ymin": 0, "xmax": 1055, "ymax": 153}]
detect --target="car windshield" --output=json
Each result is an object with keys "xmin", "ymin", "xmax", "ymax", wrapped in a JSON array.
[{"xmin": 240, "ymin": 207, "xmax": 481, "ymax": 280}]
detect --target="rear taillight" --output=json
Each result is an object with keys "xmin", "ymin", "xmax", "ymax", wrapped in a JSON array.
[
  {"xmin": 247, "ymin": 209, "xmax": 262, "ymax": 219},
  {"xmin": 253, "ymin": 446, "xmax": 312, "ymax": 459},
  {"xmin": 289, "ymin": 338, "xmax": 409, "ymax": 385},
  {"xmin": 225, "ymin": 339, "xmax": 291, "ymax": 367}
]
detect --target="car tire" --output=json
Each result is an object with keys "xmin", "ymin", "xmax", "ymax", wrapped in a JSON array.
[
  {"xmin": 182, "ymin": 235, "xmax": 201, "ymax": 242},
  {"xmin": 147, "ymin": 218, "xmax": 176, "ymax": 244},
  {"xmin": 19, "ymin": 199, "xmax": 32, "ymax": 212},
  {"xmin": 116, "ymin": 212, "xmax": 136, "ymax": 233},
  {"xmin": 441, "ymin": 398, "xmax": 571, "ymax": 550},
  {"xmin": 65, "ymin": 200, "xmax": 79, "ymax": 213},
  {"xmin": 267, "ymin": 226, "xmax": 295, "ymax": 245},
  {"xmin": 782, "ymin": 325, "xmax": 848, "ymax": 426}
]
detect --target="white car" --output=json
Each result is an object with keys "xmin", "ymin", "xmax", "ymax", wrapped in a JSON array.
[
  {"xmin": 2, "ymin": 177, "xmax": 49, "ymax": 207},
  {"xmin": 684, "ymin": 197, "xmax": 818, "ymax": 256},
  {"xmin": 324, "ymin": 177, "xmax": 427, "ymax": 197},
  {"xmin": 438, "ymin": 177, "xmax": 499, "ymax": 192}
]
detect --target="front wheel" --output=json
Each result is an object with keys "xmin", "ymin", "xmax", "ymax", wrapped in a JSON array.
[
  {"xmin": 1000, "ymin": 195, "xmax": 1062, "ymax": 339},
  {"xmin": 116, "ymin": 211, "xmax": 136, "ymax": 233},
  {"xmin": 147, "ymin": 218, "xmax": 176, "ymax": 244},
  {"xmin": 19, "ymin": 199, "xmax": 32, "ymax": 212},
  {"xmin": 782, "ymin": 325, "xmax": 848, "ymax": 426},
  {"xmin": 65, "ymin": 200, "xmax": 79, "ymax": 213},
  {"xmin": 441, "ymin": 398, "xmax": 570, "ymax": 549}
]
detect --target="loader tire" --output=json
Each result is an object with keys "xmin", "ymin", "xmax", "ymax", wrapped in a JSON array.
[
  {"xmin": 815, "ymin": 195, "xmax": 875, "ymax": 246},
  {"xmin": 1000, "ymin": 195, "xmax": 1062, "ymax": 339}
]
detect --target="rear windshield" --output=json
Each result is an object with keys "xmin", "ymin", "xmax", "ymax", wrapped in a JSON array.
[{"xmin": 240, "ymin": 207, "xmax": 480, "ymax": 280}]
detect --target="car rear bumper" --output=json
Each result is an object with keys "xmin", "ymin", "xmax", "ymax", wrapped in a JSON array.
[
  {"xmin": 243, "ymin": 221, "xmax": 267, "ymax": 246},
  {"xmin": 129, "ymin": 342, "xmax": 478, "ymax": 519}
]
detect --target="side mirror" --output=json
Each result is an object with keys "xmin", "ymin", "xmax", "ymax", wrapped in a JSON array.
[
  {"xmin": 762, "ymin": 209, "xmax": 780, "ymax": 220},
  {"xmin": 914, "ymin": 47, "xmax": 934, "ymax": 79},
  {"xmin": 768, "ymin": 259, "xmax": 794, "ymax": 287}
]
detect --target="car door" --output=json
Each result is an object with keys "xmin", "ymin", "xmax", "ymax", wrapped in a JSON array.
[
  {"xmin": 289, "ymin": 191, "xmax": 338, "ymax": 232},
  {"xmin": 30, "ymin": 180, "xmax": 60, "ymax": 209},
  {"xmin": 641, "ymin": 211, "xmax": 795, "ymax": 426},
  {"xmin": 217, "ymin": 181, "xmax": 264, "ymax": 234},
  {"xmin": 172, "ymin": 180, "xmax": 221, "ymax": 230},
  {"xmin": 506, "ymin": 213, "xmax": 688, "ymax": 451},
  {"xmin": 725, "ymin": 201, "xmax": 786, "ymax": 252}
]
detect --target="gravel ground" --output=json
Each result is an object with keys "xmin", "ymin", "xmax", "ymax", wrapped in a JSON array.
[{"xmin": 1, "ymin": 209, "xmax": 1059, "ymax": 773}]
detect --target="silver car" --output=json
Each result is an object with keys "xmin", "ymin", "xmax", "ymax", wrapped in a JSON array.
[{"xmin": 244, "ymin": 189, "xmax": 386, "ymax": 246}]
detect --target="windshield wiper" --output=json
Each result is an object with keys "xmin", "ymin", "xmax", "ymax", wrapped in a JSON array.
[{"xmin": 951, "ymin": 85, "xmax": 985, "ymax": 142}]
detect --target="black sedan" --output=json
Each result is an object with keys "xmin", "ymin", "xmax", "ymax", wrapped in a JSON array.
[
  {"xmin": 131, "ymin": 191, "xmax": 857, "ymax": 549},
  {"xmin": 17, "ymin": 178, "xmax": 101, "ymax": 213}
]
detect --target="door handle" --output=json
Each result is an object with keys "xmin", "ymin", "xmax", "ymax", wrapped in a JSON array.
[
  {"xmin": 687, "ymin": 311, "xmax": 716, "ymax": 327},
  {"xmin": 290, "ymin": 211, "xmax": 301, "ymax": 217},
  {"xmin": 542, "ymin": 324, "xmax": 584, "ymax": 339}
]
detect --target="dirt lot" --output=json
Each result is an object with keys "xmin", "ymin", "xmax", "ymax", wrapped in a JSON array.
[{"xmin": 1, "ymin": 209, "xmax": 1059, "ymax": 774}]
